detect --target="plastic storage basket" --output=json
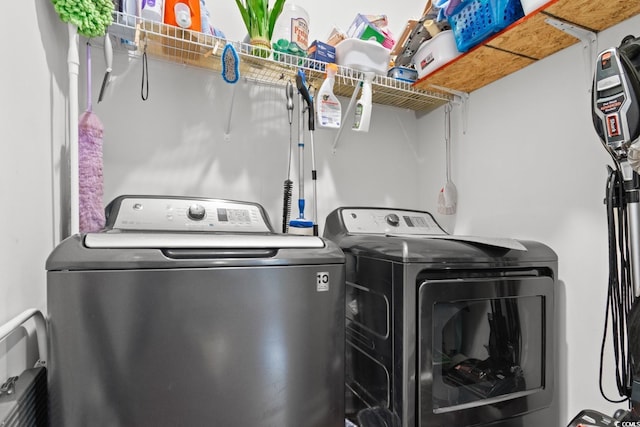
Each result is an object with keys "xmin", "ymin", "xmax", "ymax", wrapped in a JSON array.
[{"xmin": 448, "ymin": 0, "xmax": 525, "ymax": 52}]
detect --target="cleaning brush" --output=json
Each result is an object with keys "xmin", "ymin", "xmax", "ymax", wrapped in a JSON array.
[
  {"xmin": 282, "ymin": 179, "xmax": 293, "ymax": 233},
  {"xmin": 282, "ymin": 81, "xmax": 295, "ymax": 233},
  {"xmin": 221, "ymin": 43, "xmax": 239, "ymax": 84}
]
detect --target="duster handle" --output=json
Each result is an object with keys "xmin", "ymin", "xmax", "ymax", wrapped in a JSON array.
[{"xmin": 86, "ymin": 42, "xmax": 92, "ymax": 112}]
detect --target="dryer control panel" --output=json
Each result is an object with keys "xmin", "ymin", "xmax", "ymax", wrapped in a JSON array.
[
  {"xmin": 339, "ymin": 208, "xmax": 446, "ymax": 235},
  {"xmin": 104, "ymin": 196, "xmax": 272, "ymax": 233}
]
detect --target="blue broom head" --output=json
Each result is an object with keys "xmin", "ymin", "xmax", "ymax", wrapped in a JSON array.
[
  {"xmin": 222, "ymin": 43, "xmax": 240, "ymax": 84},
  {"xmin": 289, "ymin": 218, "xmax": 313, "ymax": 228}
]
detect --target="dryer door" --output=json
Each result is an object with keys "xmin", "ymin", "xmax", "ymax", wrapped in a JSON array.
[{"xmin": 417, "ymin": 274, "xmax": 554, "ymax": 427}]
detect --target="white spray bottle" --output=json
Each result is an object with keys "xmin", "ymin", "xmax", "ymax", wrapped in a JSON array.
[
  {"xmin": 352, "ymin": 72, "xmax": 374, "ymax": 132},
  {"xmin": 316, "ymin": 63, "xmax": 341, "ymax": 129}
]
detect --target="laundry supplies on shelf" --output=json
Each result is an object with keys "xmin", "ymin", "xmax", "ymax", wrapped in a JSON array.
[
  {"xmin": 412, "ymin": 30, "xmax": 460, "ymax": 79},
  {"xmin": 272, "ymin": 3, "xmax": 310, "ymax": 53},
  {"xmin": 335, "ymin": 38, "xmax": 391, "ymax": 75},
  {"xmin": 141, "ymin": 0, "xmax": 163, "ymax": 22},
  {"xmin": 316, "ymin": 63, "xmax": 342, "ymax": 129},
  {"xmin": 164, "ymin": 0, "xmax": 201, "ymax": 31},
  {"xmin": 352, "ymin": 72, "xmax": 374, "ymax": 132},
  {"xmin": 448, "ymin": 0, "xmax": 524, "ymax": 52}
]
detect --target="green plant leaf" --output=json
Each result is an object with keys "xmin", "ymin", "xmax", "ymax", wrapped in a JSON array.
[
  {"xmin": 268, "ymin": 0, "xmax": 287, "ymax": 40},
  {"xmin": 234, "ymin": 0, "xmax": 250, "ymax": 33},
  {"xmin": 235, "ymin": 0, "xmax": 287, "ymax": 41},
  {"xmin": 248, "ymin": 0, "xmax": 267, "ymax": 38}
]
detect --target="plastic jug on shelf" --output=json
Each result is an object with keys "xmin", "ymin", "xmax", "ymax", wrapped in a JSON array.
[{"xmin": 164, "ymin": 0, "xmax": 201, "ymax": 31}]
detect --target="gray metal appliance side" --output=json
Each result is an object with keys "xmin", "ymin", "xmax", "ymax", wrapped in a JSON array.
[
  {"xmin": 47, "ymin": 263, "xmax": 346, "ymax": 427},
  {"xmin": 334, "ymin": 236, "xmax": 558, "ymax": 267},
  {"xmin": 46, "ymin": 234, "xmax": 346, "ymax": 271}
]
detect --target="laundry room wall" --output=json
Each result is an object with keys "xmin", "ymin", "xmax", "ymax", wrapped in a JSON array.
[
  {"xmin": 0, "ymin": 1, "xmax": 67, "ymax": 377},
  {"xmin": 416, "ymin": 13, "xmax": 640, "ymax": 424},
  {"xmin": 96, "ymin": 60, "xmax": 422, "ymax": 231},
  {"xmin": 95, "ymin": 0, "xmax": 428, "ymax": 234},
  {"xmin": 4, "ymin": 1, "xmax": 640, "ymax": 425}
]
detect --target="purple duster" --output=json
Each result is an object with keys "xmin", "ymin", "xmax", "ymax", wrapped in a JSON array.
[{"xmin": 79, "ymin": 43, "xmax": 106, "ymax": 233}]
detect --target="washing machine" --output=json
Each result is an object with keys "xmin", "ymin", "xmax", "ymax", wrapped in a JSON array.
[
  {"xmin": 323, "ymin": 207, "xmax": 558, "ymax": 427},
  {"xmin": 46, "ymin": 196, "xmax": 345, "ymax": 427}
]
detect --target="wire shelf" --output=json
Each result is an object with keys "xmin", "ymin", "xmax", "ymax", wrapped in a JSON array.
[{"xmin": 108, "ymin": 11, "xmax": 453, "ymax": 111}]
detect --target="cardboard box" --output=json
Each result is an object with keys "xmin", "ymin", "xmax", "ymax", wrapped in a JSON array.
[
  {"xmin": 346, "ymin": 14, "xmax": 386, "ymax": 44},
  {"xmin": 308, "ymin": 40, "xmax": 336, "ymax": 63}
]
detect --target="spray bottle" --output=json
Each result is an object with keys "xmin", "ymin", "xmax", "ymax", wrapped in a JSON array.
[
  {"xmin": 352, "ymin": 72, "xmax": 374, "ymax": 132},
  {"xmin": 316, "ymin": 63, "xmax": 342, "ymax": 129}
]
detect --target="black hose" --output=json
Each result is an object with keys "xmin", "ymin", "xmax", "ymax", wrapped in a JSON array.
[{"xmin": 599, "ymin": 165, "xmax": 634, "ymax": 403}]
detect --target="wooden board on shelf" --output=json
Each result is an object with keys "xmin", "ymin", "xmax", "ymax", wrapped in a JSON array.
[
  {"xmin": 486, "ymin": 12, "xmax": 579, "ymax": 59},
  {"xmin": 544, "ymin": 0, "xmax": 640, "ymax": 31},
  {"xmin": 413, "ymin": 46, "xmax": 535, "ymax": 93}
]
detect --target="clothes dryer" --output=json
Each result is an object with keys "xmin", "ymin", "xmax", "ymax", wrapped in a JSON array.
[{"xmin": 323, "ymin": 207, "xmax": 558, "ymax": 427}]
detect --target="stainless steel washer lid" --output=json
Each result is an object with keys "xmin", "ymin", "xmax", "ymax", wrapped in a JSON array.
[
  {"xmin": 46, "ymin": 196, "xmax": 344, "ymax": 271},
  {"xmin": 84, "ymin": 232, "xmax": 325, "ymax": 249}
]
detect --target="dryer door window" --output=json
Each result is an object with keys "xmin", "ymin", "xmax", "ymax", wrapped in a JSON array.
[
  {"xmin": 417, "ymin": 275, "xmax": 554, "ymax": 426},
  {"xmin": 431, "ymin": 296, "xmax": 543, "ymax": 410}
]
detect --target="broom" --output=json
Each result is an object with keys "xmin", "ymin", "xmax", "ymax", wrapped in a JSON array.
[
  {"xmin": 437, "ymin": 103, "xmax": 458, "ymax": 215},
  {"xmin": 78, "ymin": 42, "xmax": 106, "ymax": 232}
]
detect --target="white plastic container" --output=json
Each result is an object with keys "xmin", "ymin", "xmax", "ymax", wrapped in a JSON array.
[
  {"xmin": 335, "ymin": 38, "xmax": 390, "ymax": 75},
  {"xmin": 141, "ymin": 0, "xmax": 163, "ymax": 22},
  {"xmin": 520, "ymin": 0, "xmax": 550, "ymax": 15},
  {"xmin": 352, "ymin": 72, "xmax": 374, "ymax": 132},
  {"xmin": 121, "ymin": 0, "xmax": 140, "ymax": 25},
  {"xmin": 412, "ymin": 30, "xmax": 461, "ymax": 79},
  {"xmin": 316, "ymin": 63, "xmax": 342, "ymax": 129},
  {"xmin": 272, "ymin": 3, "xmax": 310, "ymax": 51},
  {"xmin": 200, "ymin": 0, "xmax": 212, "ymax": 35}
]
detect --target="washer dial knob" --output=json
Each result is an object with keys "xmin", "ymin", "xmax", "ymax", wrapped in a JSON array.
[
  {"xmin": 385, "ymin": 213, "xmax": 400, "ymax": 227},
  {"xmin": 187, "ymin": 204, "xmax": 206, "ymax": 221}
]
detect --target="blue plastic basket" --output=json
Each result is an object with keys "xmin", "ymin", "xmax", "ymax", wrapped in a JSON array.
[{"xmin": 448, "ymin": 0, "xmax": 525, "ymax": 52}]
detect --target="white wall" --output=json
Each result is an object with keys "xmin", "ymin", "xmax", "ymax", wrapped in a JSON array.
[
  {"xmin": 418, "ymin": 13, "xmax": 640, "ymax": 423},
  {"xmin": 96, "ymin": 60, "xmax": 422, "ymax": 230},
  {"xmin": 0, "ymin": 1, "xmax": 68, "ymax": 376},
  {"xmin": 4, "ymin": 0, "xmax": 640, "ymax": 425},
  {"xmin": 96, "ymin": 0, "xmax": 426, "ymax": 232}
]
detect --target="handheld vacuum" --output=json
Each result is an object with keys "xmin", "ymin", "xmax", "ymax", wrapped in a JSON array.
[{"xmin": 568, "ymin": 34, "xmax": 640, "ymax": 425}]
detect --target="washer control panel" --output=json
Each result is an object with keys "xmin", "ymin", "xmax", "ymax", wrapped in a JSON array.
[
  {"xmin": 340, "ymin": 208, "xmax": 446, "ymax": 235},
  {"xmin": 106, "ymin": 196, "xmax": 271, "ymax": 233}
]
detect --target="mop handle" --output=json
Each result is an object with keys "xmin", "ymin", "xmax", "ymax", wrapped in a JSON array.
[
  {"xmin": 296, "ymin": 71, "xmax": 318, "ymax": 235},
  {"xmin": 286, "ymin": 81, "xmax": 294, "ymax": 180},
  {"xmin": 309, "ymin": 130, "xmax": 318, "ymax": 236},
  {"xmin": 296, "ymin": 71, "xmax": 314, "ymax": 131},
  {"xmin": 297, "ymin": 92, "xmax": 305, "ymax": 219}
]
